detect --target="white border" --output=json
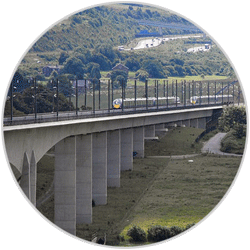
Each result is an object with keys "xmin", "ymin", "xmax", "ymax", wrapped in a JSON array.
[{"xmin": 1, "ymin": 1, "xmax": 249, "ymax": 250}]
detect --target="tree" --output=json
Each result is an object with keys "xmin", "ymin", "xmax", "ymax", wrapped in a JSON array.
[
  {"xmin": 218, "ymin": 106, "xmax": 246, "ymax": 138},
  {"xmin": 174, "ymin": 65, "xmax": 186, "ymax": 76},
  {"xmin": 110, "ymin": 70, "xmax": 128, "ymax": 88},
  {"xmin": 142, "ymin": 60, "xmax": 166, "ymax": 78},
  {"xmin": 58, "ymin": 52, "xmax": 69, "ymax": 65},
  {"xmin": 125, "ymin": 57, "xmax": 140, "ymax": 72},
  {"xmin": 90, "ymin": 52, "xmax": 111, "ymax": 71},
  {"xmin": 90, "ymin": 65, "xmax": 101, "ymax": 80},
  {"xmin": 61, "ymin": 57, "xmax": 85, "ymax": 79},
  {"xmin": 11, "ymin": 84, "xmax": 74, "ymax": 114},
  {"xmin": 96, "ymin": 45, "xmax": 116, "ymax": 62},
  {"xmin": 135, "ymin": 69, "xmax": 149, "ymax": 82}
]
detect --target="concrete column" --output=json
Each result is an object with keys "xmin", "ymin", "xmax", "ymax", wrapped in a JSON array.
[
  {"xmin": 176, "ymin": 121, "xmax": 182, "ymax": 127},
  {"xmin": 76, "ymin": 134, "xmax": 92, "ymax": 224},
  {"xmin": 155, "ymin": 124, "xmax": 168, "ymax": 132},
  {"xmin": 133, "ymin": 127, "xmax": 144, "ymax": 158},
  {"xmin": 92, "ymin": 132, "xmax": 107, "ymax": 205},
  {"xmin": 107, "ymin": 130, "xmax": 121, "ymax": 187},
  {"xmin": 54, "ymin": 136, "xmax": 76, "ymax": 235},
  {"xmin": 144, "ymin": 125, "xmax": 155, "ymax": 137},
  {"xmin": 155, "ymin": 124, "xmax": 165, "ymax": 130},
  {"xmin": 190, "ymin": 118, "xmax": 198, "ymax": 128},
  {"xmin": 166, "ymin": 122, "xmax": 177, "ymax": 128},
  {"xmin": 198, "ymin": 118, "xmax": 206, "ymax": 129},
  {"xmin": 30, "ymin": 151, "xmax": 37, "ymax": 206},
  {"xmin": 20, "ymin": 152, "xmax": 30, "ymax": 200},
  {"xmin": 182, "ymin": 120, "xmax": 190, "ymax": 127},
  {"xmin": 121, "ymin": 128, "xmax": 133, "ymax": 171}
]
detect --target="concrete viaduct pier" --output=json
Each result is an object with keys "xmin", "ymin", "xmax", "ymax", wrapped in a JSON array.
[{"xmin": 3, "ymin": 106, "xmax": 222, "ymax": 235}]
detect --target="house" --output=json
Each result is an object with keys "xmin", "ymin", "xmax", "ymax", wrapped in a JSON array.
[
  {"xmin": 112, "ymin": 63, "xmax": 129, "ymax": 74},
  {"xmin": 42, "ymin": 65, "xmax": 61, "ymax": 77}
]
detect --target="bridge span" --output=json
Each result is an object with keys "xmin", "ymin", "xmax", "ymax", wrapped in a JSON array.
[{"xmin": 3, "ymin": 106, "xmax": 222, "ymax": 235}]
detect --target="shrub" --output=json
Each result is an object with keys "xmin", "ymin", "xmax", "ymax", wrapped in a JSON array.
[
  {"xmin": 169, "ymin": 226, "xmax": 184, "ymax": 238},
  {"xmin": 127, "ymin": 225, "xmax": 147, "ymax": 242},
  {"xmin": 117, "ymin": 235, "xmax": 125, "ymax": 242},
  {"xmin": 184, "ymin": 223, "xmax": 195, "ymax": 230},
  {"xmin": 147, "ymin": 225, "xmax": 170, "ymax": 242}
]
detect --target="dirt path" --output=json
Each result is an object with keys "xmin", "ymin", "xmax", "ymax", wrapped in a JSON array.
[{"xmin": 201, "ymin": 132, "xmax": 242, "ymax": 157}]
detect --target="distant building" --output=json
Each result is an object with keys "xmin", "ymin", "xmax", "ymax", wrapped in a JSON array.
[
  {"xmin": 112, "ymin": 63, "xmax": 129, "ymax": 74},
  {"xmin": 42, "ymin": 65, "xmax": 61, "ymax": 77}
]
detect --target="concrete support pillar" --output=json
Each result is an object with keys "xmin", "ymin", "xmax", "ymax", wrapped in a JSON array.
[
  {"xmin": 155, "ymin": 124, "xmax": 168, "ymax": 132},
  {"xmin": 92, "ymin": 132, "xmax": 107, "ymax": 205},
  {"xmin": 166, "ymin": 122, "xmax": 177, "ymax": 128},
  {"xmin": 190, "ymin": 119, "xmax": 198, "ymax": 128},
  {"xmin": 76, "ymin": 134, "xmax": 92, "ymax": 224},
  {"xmin": 30, "ymin": 151, "xmax": 37, "ymax": 206},
  {"xmin": 144, "ymin": 125, "xmax": 155, "ymax": 137},
  {"xmin": 107, "ymin": 130, "xmax": 121, "ymax": 187},
  {"xmin": 182, "ymin": 120, "xmax": 190, "ymax": 127},
  {"xmin": 121, "ymin": 128, "xmax": 133, "ymax": 171},
  {"xmin": 20, "ymin": 152, "xmax": 30, "ymax": 200},
  {"xmin": 198, "ymin": 118, "xmax": 206, "ymax": 129},
  {"xmin": 176, "ymin": 121, "xmax": 182, "ymax": 127},
  {"xmin": 133, "ymin": 127, "xmax": 144, "ymax": 158},
  {"xmin": 54, "ymin": 136, "xmax": 76, "ymax": 235}
]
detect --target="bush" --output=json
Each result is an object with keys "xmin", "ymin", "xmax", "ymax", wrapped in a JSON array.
[
  {"xmin": 184, "ymin": 223, "xmax": 195, "ymax": 230},
  {"xmin": 220, "ymin": 130, "xmax": 245, "ymax": 154},
  {"xmin": 218, "ymin": 106, "xmax": 246, "ymax": 138},
  {"xmin": 169, "ymin": 226, "xmax": 184, "ymax": 238},
  {"xmin": 147, "ymin": 225, "xmax": 170, "ymax": 242},
  {"xmin": 127, "ymin": 225, "xmax": 147, "ymax": 242}
]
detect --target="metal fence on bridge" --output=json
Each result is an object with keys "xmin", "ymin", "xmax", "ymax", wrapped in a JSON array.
[{"xmin": 4, "ymin": 77, "xmax": 244, "ymax": 126}]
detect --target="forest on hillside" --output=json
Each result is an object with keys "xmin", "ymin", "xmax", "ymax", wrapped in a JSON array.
[{"xmin": 16, "ymin": 3, "xmax": 235, "ymax": 85}]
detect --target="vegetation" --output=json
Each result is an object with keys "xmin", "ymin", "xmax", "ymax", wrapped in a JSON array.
[
  {"xmin": 218, "ymin": 106, "xmax": 246, "ymax": 154},
  {"xmin": 15, "ymin": 3, "xmax": 234, "ymax": 84},
  {"xmin": 35, "ymin": 127, "xmax": 241, "ymax": 246},
  {"xmin": 127, "ymin": 225, "xmax": 147, "ymax": 242},
  {"xmin": 110, "ymin": 70, "xmax": 128, "ymax": 88},
  {"xmin": 219, "ymin": 106, "xmax": 246, "ymax": 139},
  {"xmin": 145, "ymin": 127, "xmax": 204, "ymax": 156},
  {"xmin": 220, "ymin": 131, "xmax": 246, "ymax": 154},
  {"xmin": 4, "ymin": 84, "xmax": 74, "ymax": 115}
]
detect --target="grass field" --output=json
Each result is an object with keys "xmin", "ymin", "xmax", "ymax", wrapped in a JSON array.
[
  {"xmin": 35, "ymin": 127, "xmax": 242, "ymax": 246},
  {"xmin": 119, "ymin": 156, "xmax": 240, "ymax": 240}
]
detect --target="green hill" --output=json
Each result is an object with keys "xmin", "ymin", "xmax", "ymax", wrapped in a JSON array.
[
  {"xmin": 30, "ymin": 4, "xmax": 194, "ymax": 53},
  {"xmin": 16, "ymin": 3, "xmax": 234, "ymax": 81}
]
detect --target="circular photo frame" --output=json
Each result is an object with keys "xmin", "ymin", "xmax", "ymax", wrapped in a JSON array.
[{"xmin": 1, "ymin": 1, "xmax": 249, "ymax": 249}]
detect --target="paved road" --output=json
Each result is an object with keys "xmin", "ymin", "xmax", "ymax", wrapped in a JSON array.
[
  {"xmin": 132, "ymin": 34, "xmax": 203, "ymax": 50},
  {"xmin": 201, "ymin": 132, "xmax": 242, "ymax": 157}
]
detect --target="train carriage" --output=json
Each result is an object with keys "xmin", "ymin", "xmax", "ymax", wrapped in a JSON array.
[
  {"xmin": 113, "ymin": 96, "xmax": 180, "ymax": 109},
  {"xmin": 190, "ymin": 95, "xmax": 234, "ymax": 105}
]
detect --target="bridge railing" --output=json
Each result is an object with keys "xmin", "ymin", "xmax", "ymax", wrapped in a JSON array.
[{"xmin": 3, "ymin": 78, "xmax": 243, "ymax": 126}]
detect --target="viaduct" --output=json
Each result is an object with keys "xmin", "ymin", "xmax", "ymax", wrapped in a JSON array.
[{"xmin": 3, "ymin": 106, "xmax": 222, "ymax": 235}]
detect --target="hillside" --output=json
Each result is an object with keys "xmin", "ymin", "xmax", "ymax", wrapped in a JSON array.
[
  {"xmin": 15, "ymin": 3, "xmax": 235, "ymax": 84},
  {"xmin": 30, "ymin": 4, "xmax": 195, "ymax": 53}
]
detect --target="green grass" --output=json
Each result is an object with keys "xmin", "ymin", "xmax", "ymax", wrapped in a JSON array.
[
  {"xmin": 35, "ymin": 127, "xmax": 242, "ymax": 246},
  {"xmin": 168, "ymin": 75, "xmax": 228, "ymax": 82},
  {"xmin": 118, "ymin": 155, "xmax": 241, "ymax": 244},
  {"xmin": 145, "ymin": 127, "xmax": 204, "ymax": 156}
]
